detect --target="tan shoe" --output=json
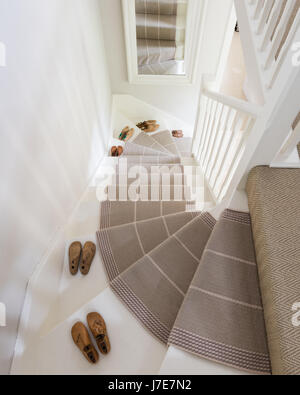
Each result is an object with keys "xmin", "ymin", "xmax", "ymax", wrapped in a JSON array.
[
  {"xmin": 123, "ymin": 128, "xmax": 134, "ymax": 142},
  {"xmin": 172, "ymin": 130, "xmax": 184, "ymax": 138},
  {"xmin": 80, "ymin": 242, "xmax": 96, "ymax": 275},
  {"xmin": 87, "ymin": 312, "xmax": 111, "ymax": 355},
  {"xmin": 71, "ymin": 322, "xmax": 99, "ymax": 364},
  {"xmin": 137, "ymin": 120, "xmax": 157, "ymax": 130},
  {"xmin": 117, "ymin": 146, "xmax": 124, "ymax": 156},
  {"xmin": 69, "ymin": 242, "xmax": 82, "ymax": 275},
  {"xmin": 119, "ymin": 126, "xmax": 130, "ymax": 141},
  {"xmin": 144, "ymin": 124, "xmax": 160, "ymax": 133},
  {"xmin": 111, "ymin": 146, "xmax": 118, "ymax": 157}
]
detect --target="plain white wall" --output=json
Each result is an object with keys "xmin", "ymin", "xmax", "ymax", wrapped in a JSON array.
[
  {"xmin": 99, "ymin": 0, "xmax": 234, "ymax": 126},
  {"xmin": 0, "ymin": 0, "xmax": 112, "ymax": 374}
]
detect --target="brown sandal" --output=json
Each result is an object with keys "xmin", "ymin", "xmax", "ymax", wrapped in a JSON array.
[
  {"xmin": 111, "ymin": 146, "xmax": 118, "ymax": 157},
  {"xmin": 144, "ymin": 124, "xmax": 160, "ymax": 133},
  {"xmin": 137, "ymin": 120, "xmax": 157, "ymax": 130},
  {"xmin": 69, "ymin": 242, "xmax": 82, "ymax": 275},
  {"xmin": 123, "ymin": 128, "xmax": 134, "ymax": 142},
  {"xmin": 119, "ymin": 126, "xmax": 130, "ymax": 141},
  {"xmin": 80, "ymin": 242, "xmax": 96, "ymax": 275},
  {"xmin": 87, "ymin": 312, "xmax": 111, "ymax": 355},
  {"xmin": 172, "ymin": 130, "xmax": 184, "ymax": 138},
  {"xmin": 71, "ymin": 322, "xmax": 99, "ymax": 364}
]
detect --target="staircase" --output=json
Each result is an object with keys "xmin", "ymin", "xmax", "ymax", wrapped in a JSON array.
[
  {"xmin": 10, "ymin": 0, "xmax": 300, "ymax": 376},
  {"xmin": 10, "ymin": 112, "xmax": 219, "ymax": 375}
]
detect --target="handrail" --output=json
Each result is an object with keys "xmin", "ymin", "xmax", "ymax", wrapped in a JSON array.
[
  {"xmin": 203, "ymin": 89, "xmax": 262, "ymax": 117},
  {"xmin": 192, "ymin": 89, "xmax": 262, "ymax": 202}
]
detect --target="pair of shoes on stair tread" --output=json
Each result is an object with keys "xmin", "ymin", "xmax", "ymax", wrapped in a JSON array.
[
  {"xmin": 137, "ymin": 120, "xmax": 160, "ymax": 133},
  {"xmin": 119, "ymin": 126, "xmax": 134, "ymax": 142},
  {"xmin": 69, "ymin": 241, "xmax": 96, "ymax": 276},
  {"xmin": 111, "ymin": 146, "xmax": 123, "ymax": 157},
  {"xmin": 72, "ymin": 312, "xmax": 111, "ymax": 365},
  {"xmin": 172, "ymin": 130, "xmax": 184, "ymax": 138}
]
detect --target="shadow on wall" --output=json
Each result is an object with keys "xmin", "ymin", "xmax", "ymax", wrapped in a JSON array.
[{"xmin": 0, "ymin": 0, "xmax": 112, "ymax": 374}]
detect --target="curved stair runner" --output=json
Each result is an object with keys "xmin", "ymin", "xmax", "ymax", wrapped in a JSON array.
[
  {"xmin": 97, "ymin": 136, "xmax": 275, "ymax": 375},
  {"xmin": 13, "ymin": 130, "xmax": 300, "ymax": 375},
  {"xmin": 97, "ymin": 136, "xmax": 300, "ymax": 375},
  {"xmin": 11, "ymin": 130, "xmax": 213, "ymax": 375}
]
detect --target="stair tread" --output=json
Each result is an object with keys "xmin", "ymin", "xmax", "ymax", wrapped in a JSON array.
[
  {"xmin": 97, "ymin": 211, "xmax": 200, "ymax": 282},
  {"xmin": 100, "ymin": 200, "xmax": 196, "ymax": 230}
]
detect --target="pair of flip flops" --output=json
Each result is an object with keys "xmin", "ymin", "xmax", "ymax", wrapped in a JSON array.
[
  {"xmin": 172, "ymin": 130, "xmax": 184, "ymax": 138},
  {"xmin": 72, "ymin": 312, "xmax": 111, "ymax": 364},
  {"xmin": 69, "ymin": 241, "xmax": 96, "ymax": 276},
  {"xmin": 111, "ymin": 146, "xmax": 123, "ymax": 157},
  {"xmin": 119, "ymin": 126, "xmax": 134, "ymax": 142},
  {"xmin": 137, "ymin": 120, "xmax": 160, "ymax": 133}
]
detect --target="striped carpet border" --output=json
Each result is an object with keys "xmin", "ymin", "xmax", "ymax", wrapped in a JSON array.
[
  {"xmin": 169, "ymin": 328, "xmax": 271, "ymax": 374},
  {"xmin": 111, "ymin": 277, "xmax": 171, "ymax": 344},
  {"xmin": 222, "ymin": 209, "xmax": 251, "ymax": 225},
  {"xmin": 96, "ymin": 229, "xmax": 119, "ymax": 282},
  {"xmin": 200, "ymin": 212, "xmax": 217, "ymax": 230},
  {"xmin": 100, "ymin": 200, "xmax": 111, "ymax": 229}
]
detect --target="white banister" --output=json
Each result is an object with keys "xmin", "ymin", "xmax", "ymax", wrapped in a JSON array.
[
  {"xmin": 236, "ymin": 0, "xmax": 300, "ymax": 102},
  {"xmin": 192, "ymin": 90, "xmax": 261, "ymax": 202}
]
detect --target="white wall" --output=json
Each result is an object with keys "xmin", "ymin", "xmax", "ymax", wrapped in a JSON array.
[
  {"xmin": 0, "ymin": 0, "xmax": 112, "ymax": 374},
  {"xmin": 99, "ymin": 0, "xmax": 234, "ymax": 126}
]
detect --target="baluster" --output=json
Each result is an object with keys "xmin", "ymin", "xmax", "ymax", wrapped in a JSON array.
[
  {"xmin": 268, "ymin": 10, "xmax": 300, "ymax": 89},
  {"xmin": 257, "ymin": 0, "xmax": 275, "ymax": 34},
  {"xmin": 207, "ymin": 106, "xmax": 230, "ymax": 182},
  {"xmin": 204, "ymin": 103, "xmax": 224, "ymax": 175},
  {"xmin": 203, "ymin": 102, "xmax": 223, "ymax": 174},
  {"xmin": 217, "ymin": 116, "xmax": 254, "ymax": 201},
  {"xmin": 260, "ymin": 0, "xmax": 283, "ymax": 51},
  {"xmin": 196, "ymin": 98, "xmax": 212, "ymax": 161},
  {"xmin": 211, "ymin": 109, "xmax": 237, "ymax": 190},
  {"xmin": 200, "ymin": 100, "xmax": 217, "ymax": 166},
  {"xmin": 214, "ymin": 113, "xmax": 245, "ymax": 198},
  {"xmin": 254, "ymin": 0, "xmax": 265, "ymax": 20},
  {"xmin": 192, "ymin": 96, "xmax": 208, "ymax": 157},
  {"xmin": 264, "ymin": 0, "xmax": 296, "ymax": 69}
]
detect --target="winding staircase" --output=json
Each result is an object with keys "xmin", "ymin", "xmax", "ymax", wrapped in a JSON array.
[{"xmin": 11, "ymin": 0, "xmax": 300, "ymax": 375}]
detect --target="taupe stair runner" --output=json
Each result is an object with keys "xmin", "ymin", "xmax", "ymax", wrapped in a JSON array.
[
  {"xmin": 247, "ymin": 167, "xmax": 300, "ymax": 375},
  {"xmin": 100, "ymin": 200, "xmax": 195, "ymax": 230},
  {"xmin": 97, "ymin": 210, "xmax": 200, "ymax": 282},
  {"xmin": 97, "ymin": 133, "xmax": 300, "ymax": 374},
  {"xmin": 169, "ymin": 209, "xmax": 271, "ymax": 374},
  {"xmin": 132, "ymin": 130, "xmax": 181, "ymax": 157},
  {"xmin": 122, "ymin": 141, "xmax": 171, "ymax": 157},
  {"xmin": 100, "ymin": 212, "xmax": 216, "ymax": 343},
  {"xmin": 135, "ymin": 0, "xmax": 178, "ymax": 67}
]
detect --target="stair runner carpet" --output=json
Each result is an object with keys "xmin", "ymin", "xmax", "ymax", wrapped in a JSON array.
[
  {"xmin": 132, "ymin": 130, "xmax": 181, "ymax": 157},
  {"xmin": 97, "ymin": 134, "xmax": 300, "ymax": 374},
  {"xmin": 135, "ymin": 0, "xmax": 178, "ymax": 67},
  {"xmin": 247, "ymin": 167, "xmax": 300, "ymax": 375}
]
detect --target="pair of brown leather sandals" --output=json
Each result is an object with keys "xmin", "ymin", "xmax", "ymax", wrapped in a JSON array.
[
  {"xmin": 111, "ymin": 146, "xmax": 123, "ymax": 157},
  {"xmin": 137, "ymin": 120, "xmax": 160, "ymax": 133},
  {"xmin": 69, "ymin": 241, "xmax": 96, "ymax": 276},
  {"xmin": 119, "ymin": 126, "xmax": 134, "ymax": 142},
  {"xmin": 72, "ymin": 312, "xmax": 110, "ymax": 364},
  {"xmin": 172, "ymin": 130, "xmax": 184, "ymax": 138}
]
